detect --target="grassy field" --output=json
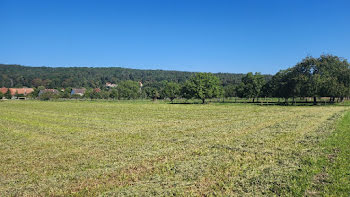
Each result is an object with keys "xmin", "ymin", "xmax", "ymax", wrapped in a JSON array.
[{"xmin": 0, "ymin": 100, "xmax": 349, "ymax": 196}]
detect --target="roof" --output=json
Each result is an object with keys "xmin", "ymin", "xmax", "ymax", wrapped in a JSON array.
[
  {"xmin": 0, "ymin": 87, "xmax": 8, "ymax": 94},
  {"xmin": 93, "ymin": 88, "xmax": 101, "ymax": 93},
  {"xmin": 9, "ymin": 88, "xmax": 34, "ymax": 96},
  {"xmin": 71, "ymin": 88, "xmax": 86, "ymax": 94},
  {"xmin": 39, "ymin": 89, "xmax": 59, "ymax": 95},
  {"xmin": 106, "ymin": 82, "xmax": 117, "ymax": 87}
]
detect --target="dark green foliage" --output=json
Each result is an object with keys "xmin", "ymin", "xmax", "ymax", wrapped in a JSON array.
[
  {"xmin": 223, "ymin": 84, "xmax": 236, "ymax": 98},
  {"xmin": 60, "ymin": 88, "xmax": 72, "ymax": 98},
  {"xmin": 1, "ymin": 55, "xmax": 349, "ymax": 103},
  {"xmin": 267, "ymin": 55, "xmax": 350, "ymax": 103},
  {"xmin": 0, "ymin": 91, "xmax": 3, "ymax": 99},
  {"xmin": 116, "ymin": 80, "xmax": 140, "ymax": 99},
  {"xmin": 4, "ymin": 89, "xmax": 11, "ymax": 99},
  {"xmin": 236, "ymin": 72, "xmax": 265, "ymax": 102},
  {"xmin": 0, "ymin": 64, "xmax": 251, "ymax": 89},
  {"xmin": 181, "ymin": 73, "xmax": 223, "ymax": 103},
  {"xmin": 109, "ymin": 89, "xmax": 118, "ymax": 99},
  {"xmin": 39, "ymin": 92, "xmax": 57, "ymax": 101},
  {"xmin": 162, "ymin": 82, "xmax": 181, "ymax": 101}
]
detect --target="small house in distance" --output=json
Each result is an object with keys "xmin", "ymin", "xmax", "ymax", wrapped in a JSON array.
[
  {"xmin": 39, "ymin": 89, "xmax": 59, "ymax": 96},
  {"xmin": 0, "ymin": 87, "xmax": 34, "ymax": 99},
  {"xmin": 0, "ymin": 87, "xmax": 8, "ymax": 94},
  {"xmin": 106, "ymin": 82, "xmax": 117, "ymax": 88},
  {"xmin": 10, "ymin": 88, "xmax": 34, "ymax": 96},
  {"xmin": 71, "ymin": 88, "xmax": 86, "ymax": 96}
]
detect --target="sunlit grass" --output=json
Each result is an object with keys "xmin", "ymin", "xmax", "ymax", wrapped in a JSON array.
[{"xmin": 0, "ymin": 100, "xmax": 348, "ymax": 196}]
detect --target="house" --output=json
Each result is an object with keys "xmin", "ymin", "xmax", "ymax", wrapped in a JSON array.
[
  {"xmin": 9, "ymin": 88, "xmax": 34, "ymax": 96},
  {"xmin": 39, "ymin": 89, "xmax": 59, "ymax": 96},
  {"xmin": 0, "ymin": 87, "xmax": 8, "ymax": 94},
  {"xmin": 0, "ymin": 87, "xmax": 34, "ymax": 99},
  {"xmin": 106, "ymin": 82, "xmax": 117, "ymax": 88},
  {"xmin": 71, "ymin": 88, "xmax": 86, "ymax": 96}
]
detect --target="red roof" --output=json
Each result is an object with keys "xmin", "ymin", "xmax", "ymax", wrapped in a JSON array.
[
  {"xmin": 94, "ymin": 88, "xmax": 101, "ymax": 93},
  {"xmin": 0, "ymin": 87, "xmax": 8, "ymax": 94},
  {"xmin": 9, "ymin": 88, "xmax": 34, "ymax": 96}
]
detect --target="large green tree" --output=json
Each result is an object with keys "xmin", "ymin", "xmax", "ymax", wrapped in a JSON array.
[
  {"xmin": 162, "ymin": 82, "xmax": 181, "ymax": 102},
  {"xmin": 223, "ymin": 84, "xmax": 237, "ymax": 98},
  {"xmin": 236, "ymin": 72, "xmax": 265, "ymax": 102},
  {"xmin": 181, "ymin": 73, "xmax": 222, "ymax": 104},
  {"xmin": 116, "ymin": 80, "xmax": 140, "ymax": 99}
]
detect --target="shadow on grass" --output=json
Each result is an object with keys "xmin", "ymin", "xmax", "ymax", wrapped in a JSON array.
[{"xmin": 169, "ymin": 101, "xmax": 339, "ymax": 106}]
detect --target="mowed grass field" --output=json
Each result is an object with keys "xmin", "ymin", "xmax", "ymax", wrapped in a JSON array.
[{"xmin": 0, "ymin": 100, "xmax": 349, "ymax": 196}]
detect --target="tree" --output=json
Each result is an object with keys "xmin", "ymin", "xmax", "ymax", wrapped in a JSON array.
[
  {"xmin": 289, "ymin": 55, "xmax": 350, "ymax": 104},
  {"xmin": 116, "ymin": 80, "xmax": 140, "ymax": 99},
  {"xmin": 5, "ymin": 89, "xmax": 12, "ymax": 99},
  {"xmin": 60, "ymin": 88, "xmax": 72, "ymax": 99},
  {"xmin": 109, "ymin": 89, "xmax": 118, "ymax": 100},
  {"xmin": 162, "ymin": 82, "xmax": 180, "ymax": 102},
  {"xmin": 100, "ymin": 91, "xmax": 110, "ymax": 99},
  {"xmin": 39, "ymin": 92, "xmax": 57, "ymax": 101},
  {"xmin": 224, "ymin": 84, "xmax": 236, "ymax": 98},
  {"xmin": 150, "ymin": 89, "xmax": 160, "ymax": 101},
  {"xmin": 236, "ymin": 72, "xmax": 265, "ymax": 102},
  {"xmin": 181, "ymin": 73, "xmax": 222, "ymax": 104}
]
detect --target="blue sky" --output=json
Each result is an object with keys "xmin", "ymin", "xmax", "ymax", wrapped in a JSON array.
[{"xmin": 1, "ymin": 0, "xmax": 349, "ymax": 74}]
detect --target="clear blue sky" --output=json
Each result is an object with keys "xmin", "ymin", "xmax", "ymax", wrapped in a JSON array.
[{"xmin": 1, "ymin": 0, "xmax": 349, "ymax": 74}]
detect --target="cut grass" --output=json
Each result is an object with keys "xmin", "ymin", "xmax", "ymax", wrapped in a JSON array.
[
  {"xmin": 290, "ymin": 110, "xmax": 350, "ymax": 196},
  {"xmin": 0, "ymin": 100, "xmax": 349, "ymax": 196}
]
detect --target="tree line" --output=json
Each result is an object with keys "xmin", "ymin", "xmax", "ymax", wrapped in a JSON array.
[
  {"xmin": 0, "ymin": 64, "xmax": 256, "ymax": 89},
  {"xmin": 1, "ymin": 55, "xmax": 349, "ymax": 104}
]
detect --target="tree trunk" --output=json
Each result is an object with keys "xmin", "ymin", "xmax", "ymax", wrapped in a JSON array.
[
  {"xmin": 253, "ymin": 98, "xmax": 255, "ymax": 103},
  {"xmin": 292, "ymin": 97, "xmax": 295, "ymax": 105},
  {"xmin": 313, "ymin": 97, "xmax": 317, "ymax": 105},
  {"xmin": 202, "ymin": 98, "xmax": 205, "ymax": 104}
]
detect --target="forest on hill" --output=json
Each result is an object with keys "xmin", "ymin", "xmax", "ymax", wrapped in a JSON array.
[
  {"xmin": 1, "ymin": 55, "xmax": 349, "ymax": 104},
  {"xmin": 0, "ymin": 64, "xmax": 267, "ymax": 89}
]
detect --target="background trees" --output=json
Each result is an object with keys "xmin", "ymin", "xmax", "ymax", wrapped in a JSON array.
[
  {"xmin": 0, "ymin": 64, "xmax": 255, "ymax": 89},
  {"xmin": 181, "ymin": 73, "xmax": 222, "ymax": 103},
  {"xmin": 116, "ymin": 80, "xmax": 140, "ymax": 99},
  {"xmin": 236, "ymin": 72, "xmax": 265, "ymax": 102},
  {"xmin": 162, "ymin": 82, "xmax": 181, "ymax": 102},
  {"xmin": 1, "ymin": 55, "xmax": 349, "ymax": 104},
  {"xmin": 223, "ymin": 84, "xmax": 237, "ymax": 98},
  {"xmin": 271, "ymin": 55, "xmax": 350, "ymax": 104}
]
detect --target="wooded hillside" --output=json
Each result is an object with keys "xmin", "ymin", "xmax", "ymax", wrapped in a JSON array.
[{"xmin": 0, "ymin": 64, "xmax": 270, "ymax": 88}]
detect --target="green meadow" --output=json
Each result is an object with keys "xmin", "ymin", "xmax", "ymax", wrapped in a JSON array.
[{"xmin": 0, "ymin": 100, "xmax": 349, "ymax": 196}]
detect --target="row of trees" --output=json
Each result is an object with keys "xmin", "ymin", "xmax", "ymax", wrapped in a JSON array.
[
  {"xmin": 33, "ymin": 75, "xmax": 222, "ymax": 103},
  {"xmin": 264, "ymin": 55, "xmax": 350, "ymax": 104},
  {"xmin": 228, "ymin": 55, "xmax": 350, "ymax": 104},
  {"xmin": 2, "ymin": 55, "xmax": 349, "ymax": 104}
]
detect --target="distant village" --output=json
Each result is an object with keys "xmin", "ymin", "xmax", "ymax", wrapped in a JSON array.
[{"xmin": 0, "ymin": 82, "xmax": 120, "ymax": 100}]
